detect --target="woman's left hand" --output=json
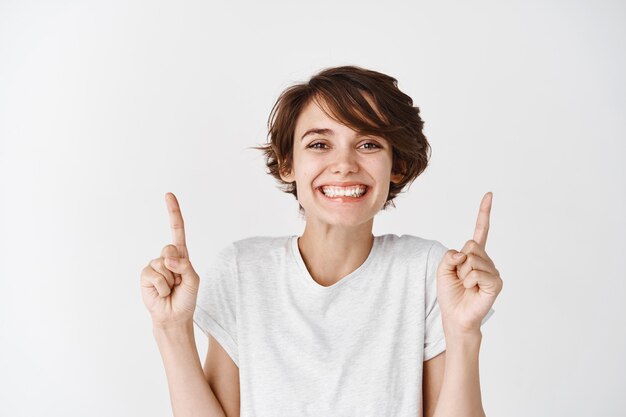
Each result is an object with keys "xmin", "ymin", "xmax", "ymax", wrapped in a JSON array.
[{"xmin": 436, "ymin": 192, "xmax": 503, "ymax": 335}]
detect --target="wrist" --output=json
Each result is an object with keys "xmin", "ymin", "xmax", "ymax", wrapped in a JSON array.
[
  {"xmin": 443, "ymin": 327, "xmax": 482, "ymax": 359},
  {"xmin": 152, "ymin": 319, "xmax": 195, "ymax": 338},
  {"xmin": 443, "ymin": 322, "xmax": 483, "ymax": 344}
]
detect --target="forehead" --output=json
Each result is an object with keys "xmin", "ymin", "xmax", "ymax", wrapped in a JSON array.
[
  {"xmin": 294, "ymin": 99, "xmax": 339, "ymax": 132},
  {"xmin": 294, "ymin": 94, "xmax": 385, "ymax": 136}
]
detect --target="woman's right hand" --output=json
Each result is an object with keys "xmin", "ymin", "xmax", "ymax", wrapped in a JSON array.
[{"xmin": 140, "ymin": 192, "xmax": 200, "ymax": 328}]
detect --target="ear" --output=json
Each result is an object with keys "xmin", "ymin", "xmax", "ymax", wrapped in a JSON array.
[
  {"xmin": 278, "ymin": 161, "xmax": 295, "ymax": 183},
  {"xmin": 390, "ymin": 159, "xmax": 406, "ymax": 184},
  {"xmin": 390, "ymin": 171, "xmax": 404, "ymax": 184},
  {"xmin": 390, "ymin": 172, "xmax": 403, "ymax": 184}
]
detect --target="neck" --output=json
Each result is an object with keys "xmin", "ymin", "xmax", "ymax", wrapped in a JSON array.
[{"xmin": 297, "ymin": 219, "xmax": 375, "ymax": 287}]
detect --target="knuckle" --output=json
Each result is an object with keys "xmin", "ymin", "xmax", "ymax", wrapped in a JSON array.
[
  {"xmin": 154, "ymin": 275, "xmax": 166, "ymax": 286},
  {"xmin": 156, "ymin": 258, "xmax": 166, "ymax": 269},
  {"xmin": 146, "ymin": 264, "xmax": 158, "ymax": 276},
  {"xmin": 140, "ymin": 266, "xmax": 152, "ymax": 280},
  {"xmin": 151, "ymin": 258, "xmax": 164, "ymax": 271},
  {"xmin": 179, "ymin": 258, "xmax": 191, "ymax": 271},
  {"xmin": 157, "ymin": 285, "xmax": 170, "ymax": 297}
]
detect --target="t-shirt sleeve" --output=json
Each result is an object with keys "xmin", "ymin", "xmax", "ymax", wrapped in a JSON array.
[
  {"xmin": 423, "ymin": 241, "xmax": 448, "ymax": 361},
  {"xmin": 192, "ymin": 242, "xmax": 239, "ymax": 367},
  {"xmin": 423, "ymin": 241, "xmax": 496, "ymax": 362}
]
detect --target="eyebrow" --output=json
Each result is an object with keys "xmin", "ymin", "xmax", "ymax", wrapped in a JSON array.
[{"xmin": 300, "ymin": 128, "xmax": 334, "ymax": 141}]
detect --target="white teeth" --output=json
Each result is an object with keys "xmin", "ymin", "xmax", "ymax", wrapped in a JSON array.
[{"xmin": 321, "ymin": 185, "xmax": 367, "ymax": 198}]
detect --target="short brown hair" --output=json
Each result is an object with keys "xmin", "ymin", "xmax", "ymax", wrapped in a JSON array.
[{"xmin": 252, "ymin": 65, "xmax": 431, "ymax": 214}]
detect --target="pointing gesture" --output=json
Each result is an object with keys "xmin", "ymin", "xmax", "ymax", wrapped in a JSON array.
[
  {"xmin": 166, "ymin": 192, "xmax": 189, "ymax": 260},
  {"xmin": 436, "ymin": 192, "xmax": 503, "ymax": 335},
  {"xmin": 140, "ymin": 192, "xmax": 200, "ymax": 328},
  {"xmin": 472, "ymin": 192, "xmax": 491, "ymax": 251}
]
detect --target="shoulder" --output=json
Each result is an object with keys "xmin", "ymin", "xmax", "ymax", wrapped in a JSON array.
[
  {"xmin": 205, "ymin": 236, "xmax": 292, "ymax": 279},
  {"xmin": 226, "ymin": 235, "xmax": 293, "ymax": 263},
  {"xmin": 231, "ymin": 235, "xmax": 291, "ymax": 252},
  {"xmin": 378, "ymin": 233, "xmax": 448, "ymax": 261}
]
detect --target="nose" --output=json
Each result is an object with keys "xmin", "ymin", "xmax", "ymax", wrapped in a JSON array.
[{"xmin": 330, "ymin": 147, "xmax": 359, "ymax": 175}]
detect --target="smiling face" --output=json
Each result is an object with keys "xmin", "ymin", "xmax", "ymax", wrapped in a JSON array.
[{"xmin": 279, "ymin": 97, "xmax": 403, "ymax": 229}]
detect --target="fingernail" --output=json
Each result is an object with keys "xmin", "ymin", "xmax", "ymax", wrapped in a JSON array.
[
  {"xmin": 453, "ymin": 252, "xmax": 465, "ymax": 259},
  {"xmin": 166, "ymin": 257, "xmax": 178, "ymax": 267}
]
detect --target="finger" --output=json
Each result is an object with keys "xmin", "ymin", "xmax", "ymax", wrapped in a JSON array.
[
  {"xmin": 164, "ymin": 257, "xmax": 199, "ymax": 289},
  {"xmin": 456, "ymin": 253, "xmax": 499, "ymax": 281},
  {"xmin": 160, "ymin": 244, "xmax": 179, "ymax": 259},
  {"xmin": 459, "ymin": 239, "xmax": 495, "ymax": 265},
  {"xmin": 164, "ymin": 256, "xmax": 194, "ymax": 275},
  {"xmin": 462, "ymin": 269, "xmax": 504, "ymax": 296},
  {"xmin": 438, "ymin": 249, "xmax": 468, "ymax": 274},
  {"xmin": 150, "ymin": 258, "xmax": 175, "ymax": 288},
  {"xmin": 165, "ymin": 192, "xmax": 189, "ymax": 259},
  {"xmin": 161, "ymin": 244, "xmax": 182, "ymax": 286},
  {"xmin": 472, "ymin": 192, "xmax": 493, "ymax": 251},
  {"xmin": 461, "ymin": 269, "xmax": 486, "ymax": 290},
  {"xmin": 141, "ymin": 266, "xmax": 172, "ymax": 298}
]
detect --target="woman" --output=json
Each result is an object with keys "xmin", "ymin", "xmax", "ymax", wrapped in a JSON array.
[{"xmin": 140, "ymin": 65, "xmax": 503, "ymax": 416}]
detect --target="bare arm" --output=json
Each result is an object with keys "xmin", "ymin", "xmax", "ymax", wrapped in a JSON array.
[
  {"xmin": 203, "ymin": 334, "xmax": 240, "ymax": 417},
  {"xmin": 153, "ymin": 321, "xmax": 226, "ymax": 417},
  {"xmin": 428, "ymin": 330, "xmax": 486, "ymax": 417},
  {"xmin": 422, "ymin": 351, "xmax": 445, "ymax": 417}
]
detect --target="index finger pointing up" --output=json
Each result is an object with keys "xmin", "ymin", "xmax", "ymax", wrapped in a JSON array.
[
  {"xmin": 472, "ymin": 192, "xmax": 493, "ymax": 251},
  {"xmin": 165, "ymin": 192, "xmax": 189, "ymax": 259}
]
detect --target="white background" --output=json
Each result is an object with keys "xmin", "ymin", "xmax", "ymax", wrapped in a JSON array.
[{"xmin": 1, "ymin": 0, "xmax": 624, "ymax": 416}]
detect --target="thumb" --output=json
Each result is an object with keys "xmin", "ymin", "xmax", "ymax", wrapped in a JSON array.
[
  {"xmin": 439, "ymin": 250, "xmax": 467, "ymax": 273},
  {"xmin": 165, "ymin": 257, "xmax": 199, "ymax": 285}
]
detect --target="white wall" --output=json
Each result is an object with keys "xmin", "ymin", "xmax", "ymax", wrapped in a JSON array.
[{"xmin": 1, "ymin": 0, "xmax": 624, "ymax": 416}]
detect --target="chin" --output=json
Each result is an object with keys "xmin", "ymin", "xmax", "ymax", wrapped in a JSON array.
[
  {"xmin": 300, "ymin": 192, "xmax": 383, "ymax": 227},
  {"xmin": 323, "ymin": 213, "xmax": 375, "ymax": 228}
]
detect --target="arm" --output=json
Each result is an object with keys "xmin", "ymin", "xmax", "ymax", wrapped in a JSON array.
[
  {"xmin": 153, "ymin": 321, "xmax": 227, "ymax": 417},
  {"xmin": 422, "ymin": 351, "xmax": 445, "ymax": 417},
  {"xmin": 425, "ymin": 193, "xmax": 502, "ymax": 416},
  {"xmin": 423, "ymin": 330, "xmax": 485, "ymax": 417}
]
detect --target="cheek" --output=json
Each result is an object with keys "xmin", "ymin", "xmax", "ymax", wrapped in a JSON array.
[
  {"xmin": 297, "ymin": 156, "xmax": 321, "ymax": 176},
  {"xmin": 373, "ymin": 161, "xmax": 393, "ymax": 180},
  {"xmin": 294, "ymin": 170, "xmax": 316, "ymax": 191},
  {"xmin": 372, "ymin": 151, "xmax": 393, "ymax": 169}
]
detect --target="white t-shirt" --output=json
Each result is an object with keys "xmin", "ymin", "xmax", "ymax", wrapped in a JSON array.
[{"xmin": 193, "ymin": 234, "xmax": 494, "ymax": 417}]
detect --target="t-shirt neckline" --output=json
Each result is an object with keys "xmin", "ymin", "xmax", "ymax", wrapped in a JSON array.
[{"xmin": 289, "ymin": 234, "xmax": 382, "ymax": 292}]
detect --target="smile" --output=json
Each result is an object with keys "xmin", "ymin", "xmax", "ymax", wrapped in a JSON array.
[{"xmin": 318, "ymin": 184, "xmax": 368, "ymax": 199}]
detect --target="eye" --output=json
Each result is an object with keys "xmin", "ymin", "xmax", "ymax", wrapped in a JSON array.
[
  {"xmin": 308, "ymin": 142, "xmax": 328, "ymax": 149},
  {"xmin": 360, "ymin": 142, "xmax": 382, "ymax": 150}
]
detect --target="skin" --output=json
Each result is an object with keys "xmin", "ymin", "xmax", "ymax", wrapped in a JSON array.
[
  {"xmin": 437, "ymin": 191, "xmax": 502, "ymax": 336},
  {"xmin": 140, "ymin": 193, "xmax": 200, "ymax": 327}
]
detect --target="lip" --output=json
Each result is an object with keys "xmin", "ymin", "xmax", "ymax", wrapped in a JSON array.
[{"xmin": 317, "ymin": 182, "xmax": 369, "ymax": 188}]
